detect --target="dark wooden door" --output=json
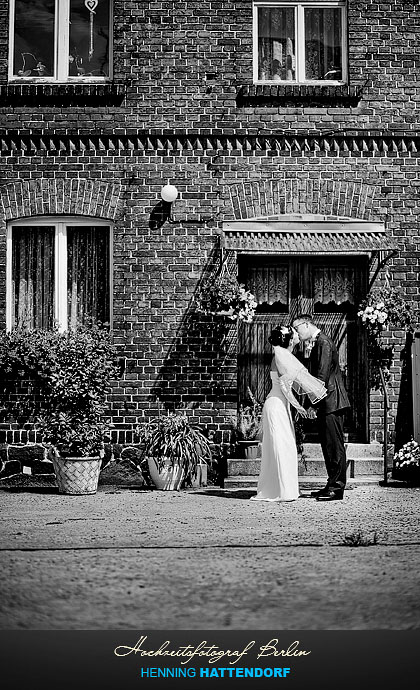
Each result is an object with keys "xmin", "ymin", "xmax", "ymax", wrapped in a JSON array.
[{"xmin": 237, "ymin": 256, "xmax": 368, "ymax": 442}]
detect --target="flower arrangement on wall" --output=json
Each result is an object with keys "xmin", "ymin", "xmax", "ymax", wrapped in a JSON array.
[
  {"xmin": 196, "ymin": 259, "xmax": 257, "ymax": 324},
  {"xmin": 357, "ymin": 283, "xmax": 418, "ymax": 389},
  {"xmin": 393, "ymin": 439, "xmax": 420, "ymax": 483}
]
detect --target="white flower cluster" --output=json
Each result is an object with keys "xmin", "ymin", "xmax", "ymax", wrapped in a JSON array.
[
  {"xmin": 357, "ymin": 301, "xmax": 388, "ymax": 328},
  {"xmin": 233, "ymin": 287, "xmax": 258, "ymax": 323},
  {"xmin": 394, "ymin": 440, "xmax": 420, "ymax": 469}
]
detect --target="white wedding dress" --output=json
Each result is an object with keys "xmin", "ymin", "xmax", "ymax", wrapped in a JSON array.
[
  {"xmin": 250, "ymin": 346, "xmax": 327, "ymax": 503},
  {"xmin": 250, "ymin": 370, "xmax": 300, "ymax": 502}
]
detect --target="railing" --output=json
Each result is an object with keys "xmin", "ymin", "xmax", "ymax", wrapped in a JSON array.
[{"xmin": 378, "ymin": 366, "xmax": 390, "ymax": 485}]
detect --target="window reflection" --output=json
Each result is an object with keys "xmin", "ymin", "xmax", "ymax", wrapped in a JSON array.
[
  {"xmin": 69, "ymin": 0, "xmax": 110, "ymax": 78},
  {"xmin": 13, "ymin": 0, "xmax": 55, "ymax": 78}
]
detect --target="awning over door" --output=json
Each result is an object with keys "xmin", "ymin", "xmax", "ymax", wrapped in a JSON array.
[{"xmin": 222, "ymin": 220, "xmax": 399, "ymax": 255}]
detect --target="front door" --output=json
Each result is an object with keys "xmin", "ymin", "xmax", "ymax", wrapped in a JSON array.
[{"xmin": 237, "ymin": 255, "xmax": 369, "ymax": 442}]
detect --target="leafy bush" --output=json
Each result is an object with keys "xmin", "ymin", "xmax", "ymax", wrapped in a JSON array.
[{"xmin": 0, "ymin": 322, "xmax": 119, "ymax": 456}]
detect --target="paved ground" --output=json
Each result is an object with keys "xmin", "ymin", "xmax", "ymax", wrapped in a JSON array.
[{"xmin": 0, "ymin": 480, "xmax": 419, "ymax": 630}]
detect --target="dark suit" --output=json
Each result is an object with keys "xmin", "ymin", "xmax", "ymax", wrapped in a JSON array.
[{"xmin": 308, "ymin": 332, "xmax": 351, "ymax": 492}]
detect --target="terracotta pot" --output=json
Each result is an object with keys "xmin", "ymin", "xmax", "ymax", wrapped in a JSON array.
[{"xmin": 147, "ymin": 457, "xmax": 185, "ymax": 490}]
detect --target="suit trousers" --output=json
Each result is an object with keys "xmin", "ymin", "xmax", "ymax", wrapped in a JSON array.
[{"xmin": 317, "ymin": 411, "xmax": 347, "ymax": 492}]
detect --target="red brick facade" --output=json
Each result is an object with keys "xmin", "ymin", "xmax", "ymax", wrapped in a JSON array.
[{"xmin": 0, "ymin": 1, "xmax": 419, "ymax": 468}]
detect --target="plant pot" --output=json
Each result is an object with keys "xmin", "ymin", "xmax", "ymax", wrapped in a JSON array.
[
  {"xmin": 50, "ymin": 454, "xmax": 102, "ymax": 495},
  {"xmin": 236, "ymin": 440, "xmax": 261, "ymax": 460},
  {"xmin": 147, "ymin": 457, "xmax": 185, "ymax": 491},
  {"xmin": 188, "ymin": 462, "xmax": 208, "ymax": 488}
]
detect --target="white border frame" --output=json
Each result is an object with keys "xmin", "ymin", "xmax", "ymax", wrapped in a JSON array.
[
  {"xmin": 8, "ymin": 0, "xmax": 113, "ymax": 83},
  {"xmin": 253, "ymin": 1, "xmax": 347, "ymax": 85},
  {"xmin": 6, "ymin": 216, "xmax": 113, "ymax": 332}
]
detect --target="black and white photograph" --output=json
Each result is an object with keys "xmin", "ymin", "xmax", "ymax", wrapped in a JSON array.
[{"xmin": 0, "ymin": 0, "xmax": 419, "ymax": 683}]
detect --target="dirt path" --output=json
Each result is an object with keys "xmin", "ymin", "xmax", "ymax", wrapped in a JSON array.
[{"xmin": 1, "ymin": 485, "xmax": 419, "ymax": 629}]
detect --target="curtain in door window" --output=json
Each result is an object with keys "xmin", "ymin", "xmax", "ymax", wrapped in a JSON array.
[
  {"xmin": 247, "ymin": 265, "xmax": 288, "ymax": 307},
  {"xmin": 67, "ymin": 226, "xmax": 110, "ymax": 328},
  {"xmin": 313, "ymin": 266, "xmax": 355, "ymax": 305},
  {"xmin": 12, "ymin": 226, "xmax": 55, "ymax": 329},
  {"xmin": 304, "ymin": 7, "xmax": 342, "ymax": 80},
  {"xmin": 258, "ymin": 6, "xmax": 295, "ymax": 81}
]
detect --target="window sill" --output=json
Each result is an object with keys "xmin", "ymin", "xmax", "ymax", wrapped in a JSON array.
[
  {"xmin": 0, "ymin": 82, "xmax": 126, "ymax": 107},
  {"xmin": 237, "ymin": 84, "xmax": 363, "ymax": 108}
]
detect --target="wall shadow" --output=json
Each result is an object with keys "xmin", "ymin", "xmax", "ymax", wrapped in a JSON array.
[{"xmin": 150, "ymin": 242, "xmax": 238, "ymax": 424}]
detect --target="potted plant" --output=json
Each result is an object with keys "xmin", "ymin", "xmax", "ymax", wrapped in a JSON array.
[
  {"xmin": 135, "ymin": 412, "xmax": 212, "ymax": 490},
  {"xmin": 37, "ymin": 411, "xmax": 111, "ymax": 495},
  {"xmin": 0, "ymin": 321, "xmax": 120, "ymax": 495},
  {"xmin": 230, "ymin": 389, "xmax": 263, "ymax": 459}
]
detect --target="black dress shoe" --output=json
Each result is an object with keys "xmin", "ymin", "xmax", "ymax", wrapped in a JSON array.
[
  {"xmin": 316, "ymin": 490, "xmax": 344, "ymax": 501},
  {"xmin": 310, "ymin": 487, "xmax": 329, "ymax": 497}
]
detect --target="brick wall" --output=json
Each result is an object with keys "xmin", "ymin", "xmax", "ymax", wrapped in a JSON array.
[{"xmin": 0, "ymin": 1, "xmax": 419, "ymax": 473}]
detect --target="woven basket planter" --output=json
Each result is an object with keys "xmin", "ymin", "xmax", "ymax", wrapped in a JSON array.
[{"xmin": 51, "ymin": 454, "xmax": 102, "ymax": 495}]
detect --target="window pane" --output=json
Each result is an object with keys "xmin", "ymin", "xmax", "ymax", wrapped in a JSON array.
[
  {"xmin": 69, "ymin": 0, "xmax": 110, "ymax": 77},
  {"xmin": 12, "ymin": 227, "xmax": 55, "ymax": 329},
  {"xmin": 67, "ymin": 227, "xmax": 110, "ymax": 327},
  {"xmin": 305, "ymin": 7, "xmax": 343, "ymax": 80},
  {"xmin": 13, "ymin": 0, "xmax": 55, "ymax": 78},
  {"xmin": 257, "ymin": 6, "xmax": 295, "ymax": 81}
]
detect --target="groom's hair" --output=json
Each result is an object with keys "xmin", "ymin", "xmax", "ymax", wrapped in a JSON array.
[{"xmin": 293, "ymin": 313, "xmax": 315, "ymax": 325}]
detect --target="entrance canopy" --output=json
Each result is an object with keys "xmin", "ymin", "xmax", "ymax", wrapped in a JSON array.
[{"xmin": 222, "ymin": 220, "xmax": 399, "ymax": 255}]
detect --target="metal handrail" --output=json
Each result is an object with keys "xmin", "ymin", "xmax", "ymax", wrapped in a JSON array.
[{"xmin": 378, "ymin": 366, "xmax": 390, "ymax": 485}]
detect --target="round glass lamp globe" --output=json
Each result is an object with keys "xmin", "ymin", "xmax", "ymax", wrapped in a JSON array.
[{"xmin": 161, "ymin": 184, "xmax": 179, "ymax": 203}]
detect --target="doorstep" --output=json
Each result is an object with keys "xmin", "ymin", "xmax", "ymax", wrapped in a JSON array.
[{"xmin": 223, "ymin": 475, "xmax": 385, "ymax": 490}]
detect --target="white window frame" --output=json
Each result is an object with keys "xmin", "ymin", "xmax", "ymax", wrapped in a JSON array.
[
  {"xmin": 6, "ymin": 216, "xmax": 113, "ymax": 332},
  {"xmin": 253, "ymin": 1, "xmax": 347, "ymax": 85},
  {"xmin": 8, "ymin": 0, "xmax": 113, "ymax": 83}
]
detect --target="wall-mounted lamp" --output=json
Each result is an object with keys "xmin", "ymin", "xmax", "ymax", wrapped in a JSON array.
[{"xmin": 160, "ymin": 184, "xmax": 179, "ymax": 203}]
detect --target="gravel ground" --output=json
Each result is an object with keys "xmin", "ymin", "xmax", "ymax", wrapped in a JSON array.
[{"xmin": 0, "ymin": 483, "xmax": 419, "ymax": 629}]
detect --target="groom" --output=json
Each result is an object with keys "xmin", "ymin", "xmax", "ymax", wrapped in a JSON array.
[{"xmin": 292, "ymin": 314, "xmax": 351, "ymax": 501}]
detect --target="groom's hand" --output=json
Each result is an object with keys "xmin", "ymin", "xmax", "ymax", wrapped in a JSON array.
[{"xmin": 307, "ymin": 407, "xmax": 317, "ymax": 420}]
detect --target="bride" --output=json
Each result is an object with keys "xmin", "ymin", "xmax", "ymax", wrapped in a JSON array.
[{"xmin": 250, "ymin": 326, "xmax": 327, "ymax": 503}]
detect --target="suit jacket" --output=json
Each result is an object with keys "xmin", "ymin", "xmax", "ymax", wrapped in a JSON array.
[{"xmin": 308, "ymin": 332, "xmax": 350, "ymax": 415}]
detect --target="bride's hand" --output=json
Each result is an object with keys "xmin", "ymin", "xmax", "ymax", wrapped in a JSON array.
[{"xmin": 297, "ymin": 407, "xmax": 309, "ymax": 418}]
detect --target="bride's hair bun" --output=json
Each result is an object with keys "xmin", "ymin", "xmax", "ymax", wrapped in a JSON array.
[{"xmin": 268, "ymin": 326, "xmax": 293, "ymax": 348}]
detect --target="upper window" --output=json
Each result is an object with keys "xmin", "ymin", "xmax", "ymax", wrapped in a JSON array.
[
  {"xmin": 9, "ymin": 0, "xmax": 112, "ymax": 82},
  {"xmin": 6, "ymin": 218, "xmax": 112, "ymax": 331},
  {"xmin": 253, "ymin": 1, "xmax": 347, "ymax": 84}
]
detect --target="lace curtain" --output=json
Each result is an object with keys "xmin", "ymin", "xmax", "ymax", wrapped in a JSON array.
[
  {"xmin": 67, "ymin": 227, "xmax": 110, "ymax": 328},
  {"xmin": 12, "ymin": 226, "xmax": 55, "ymax": 329},
  {"xmin": 247, "ymin": 265, "xmax": 288, "ymax": 306},
  {"xmin": 257, "ymin": 6, "xmax": 295, "ymax": 80},
  {"xmin": 305, "ymin": 7, "xmax": 342, "ymax": 80},
  {"xmin": 314, "ymin": 267, "xmax": 355, "ymax": 305}
]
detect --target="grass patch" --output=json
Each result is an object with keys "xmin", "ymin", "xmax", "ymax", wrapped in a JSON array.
[{"xmin": 341, "ymin": 530, "xmax": 378, "ymax": 547}]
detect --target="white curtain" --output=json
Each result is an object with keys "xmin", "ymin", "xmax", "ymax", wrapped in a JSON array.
[
  {"xmin": 67, "ymin": 226, "xmax": 110, "ymax": 327},
  {"xmin": 12, "ymin": 226, "xmax": 55, "ymax": 329}
]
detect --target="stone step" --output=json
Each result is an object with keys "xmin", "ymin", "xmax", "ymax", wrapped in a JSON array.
[
  {"xmin": 223, "ymin": 475, "xmax": 384, "ymax": 489},
  {"xmin": 227, "ymin": 457, "xmax": 384, "ymax": 477},
  {"xmin": 302, "ymin": 442, "xmax": 384, "ymax": 459}
]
